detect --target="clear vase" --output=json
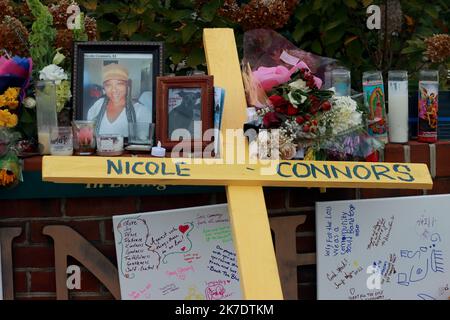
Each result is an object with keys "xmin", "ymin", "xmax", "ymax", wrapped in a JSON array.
[{"xmin": 35, "ymin": 80, "xmax": 58, "ymax": 155}]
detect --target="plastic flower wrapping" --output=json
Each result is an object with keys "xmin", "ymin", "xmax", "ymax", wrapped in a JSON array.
[
  {"xmin": 0, "ymin": 55, "xmax": 32, "ymax": 188},
  {"xmin": 243, "ymin": 29, "xmax": 383, "ymax": 161}
]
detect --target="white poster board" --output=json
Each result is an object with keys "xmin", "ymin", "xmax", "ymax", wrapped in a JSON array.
[
  {"xmin": 0, "ymin": 245, "xmax": 3, "ymax": 300},
  {"xmin": 316, "ymin": 194, "xmax": 450, "ymax": 300},
  {"xmin": 113, "ymin": 204, "xmax": 242, "ymax": 300}
]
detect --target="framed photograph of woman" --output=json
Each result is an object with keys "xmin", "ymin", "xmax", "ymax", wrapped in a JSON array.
[
  {"xmin": 156, "ymin": 76, "xmax": 214, "ymax": 152},
  {"xmin": 72, "ymin": 41, "xmax": 163, "ymax": 138}
]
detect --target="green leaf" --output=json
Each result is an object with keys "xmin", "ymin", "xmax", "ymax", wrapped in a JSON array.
[
  {"xmin": 79, "ymin": 0, "xmax": 98, "ymax": 11},
  {"xmin": 99, "ymin": 2, "xmax": 124, "ymax": 14},
  {"xmin": 424, "ymin": 6, "xmax": 439, "ymax": 19},
  {"xmin": 19, "ymin": 109, "xmax": 34, "ymax": 124},
  {"xmin": 322, "ymin": 27, "xmax": 346, "ymax": 45},
  {"xmin": 292, "ymin": 24, "xmax": 313, "ymax": 42},
  {"xmin": 311, "ymin": 40, "xmax": 322, "ymax": 54},
  {"xmin": 186, "ymin": 47, "xmax": 205, "ymax": 68},
  {"xmin": 181, "ymin": 23, "xmax": 198, "ymax": 44},
  {"xmin": 168, "ymin": 10, "xmax": 192, "ymax": 22},
  {"xmin": 362, "ymin": 0, "xmax": 374, "ymax": 7},
  {"xmin": 344, "ymin": 0, "xmax": 358, "ymax": 9},
  {"xmin": 171, "ymin": 52, "xmax": 185, "ymax": 65},
  {"xmin": 97, "ymin": 19, "xmax": 115, "ymax": 33},
  {"xmin": 200, "ymin": 0, "xmax": 221, "ymax": 22},
  {"xmin": 346, "ymin": 40, "xmax": 363, "ymax": 65},
  {"xmin": 401, "ymin": 46, "xmax": 425, "ymax": 54},
  {"xmin": 313, "ymin": 0, "xmax": 323, "ymax": 11},
  {"xmin": 118, "ymin": 20, "xmax": 140, "ymax": 37},
  {"xmin": 323, "ymin": 18, "xmax": 346, "ymax": 32}
]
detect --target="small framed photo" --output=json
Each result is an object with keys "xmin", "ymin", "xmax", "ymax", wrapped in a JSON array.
[
  {"xmin": 156, "ymin": 76, "xmax": 214, "ymax": 151},
  {"xmin": 72, "ymin": 41, "xmax": 163, "ymax": 138}
]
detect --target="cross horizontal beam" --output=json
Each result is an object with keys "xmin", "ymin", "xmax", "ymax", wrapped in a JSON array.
[{"xmin": 42, "ymin": 156, "xmax": 432, "ymax": 189}]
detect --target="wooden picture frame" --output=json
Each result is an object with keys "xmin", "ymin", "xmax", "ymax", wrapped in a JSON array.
[
  {"xmin": 156, "ymin": 76, "xmax": 214, "ymax": 152},
  {"xmin": 72, "ymin": 41, "xmax": 163, "ymax": 138}
]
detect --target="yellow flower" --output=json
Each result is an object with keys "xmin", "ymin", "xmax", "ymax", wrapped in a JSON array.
[
  {"xmin": 7, "ymin": 101, "xmax": 19, "ymax": 109},
  {"xmin": 0, "ymin": 169, "xmax": 16, "ymax": 187},
  {"xmin": 0, "ymin": 109, "xmax": 18, "ymax": 128},
  {"xmin": 4, "ymin": 87, "xmax": 20, "ymax": 100},
  {"xmin": 0, "ymin": 88, "xmax": 20, "ymax": 109}
]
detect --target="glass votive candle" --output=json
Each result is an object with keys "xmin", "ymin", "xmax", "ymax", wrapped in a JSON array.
[
  {"xmin": 128, "ymin": 122, "xmax": 155, "ymax": 145},
  {"xmin": 96, "ymin": 134, "xmax": 124, "ymax": 156},
  {"xmin": 72, "ymin": 120, "xmax": 96, "ymax": 155},
  {"xmin": 331, "ymin": 67, "xmax": 351, "ymax": 96},
  {"xmin": 50, "ymin": 126, "xmax": 73, "ymax": 156}
]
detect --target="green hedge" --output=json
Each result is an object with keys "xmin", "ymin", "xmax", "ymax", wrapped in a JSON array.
[{"xmin": 78, "ymin": 0, "xmax": 449, "ymax": 89}]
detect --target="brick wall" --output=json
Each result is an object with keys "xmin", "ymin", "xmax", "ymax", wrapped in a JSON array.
[{"xmin": 1, "ymin": 141, "xmax": 450, "ymax": 300}]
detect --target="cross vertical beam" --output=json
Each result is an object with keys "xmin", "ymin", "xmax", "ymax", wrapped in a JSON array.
[{"xmin": 203, "ymin": 28, "xmax": 283, "ymax": 299}]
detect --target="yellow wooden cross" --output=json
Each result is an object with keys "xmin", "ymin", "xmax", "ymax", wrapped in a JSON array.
[{"xmin": 42, "ymin": 29, "xmax": 432, "ymax": 300}]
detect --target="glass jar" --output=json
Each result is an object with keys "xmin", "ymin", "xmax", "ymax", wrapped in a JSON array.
[
  {"xmin": 363, "ymin": 71, "xmax": 388, "ymax": 143},
  {"xmin": 50, "ymin": 126, "xmax": 73, "ymax": 156},
  {"xmin": 331, "ymin": 67, "xmax": 351, "ymax": 96},
  {"xmin": 418, "ymin": 70, "xmax": 439, "ymax": 143},
  {"xmin": 96, "ymin": 134, "xmax": 124, "ymax": 156},
  {"xmin": 72, "ymin": 120, "xmax": 96, "ymax": 155}
]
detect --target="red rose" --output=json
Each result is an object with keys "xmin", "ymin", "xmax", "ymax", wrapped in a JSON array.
[
  {"xmin": 263, "ymin": 111, "xmax": 281, "ymax": 128},
  {"xmin": 269, "ymin": 95, "xmax": 285, "ymax": 108},
  {"xmin": 296, "ymin": 116, "xmax": 305, "ymax": 124},
  {"xmin": 269, "ymin": 95, "xmax": 298, "ymax": 116},
  {"xmin": 321, "ymin": 101, "xmax": 332, "ymax": 111},
  {"xmin": 287, "ymin": 104, "xmax": 298, "ymax": 116}
]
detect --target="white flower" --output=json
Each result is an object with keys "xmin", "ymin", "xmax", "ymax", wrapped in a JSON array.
[
  {"xmin": 288, "ymin": 79, "xmax": 310, "ymax": 92},
  {"xmin": 23, "ymin": 97, "xmax": 36, "ymax": 109},
  {"xmin": 328, "ymin": 96, "xmax": 362, "ymax": 135},
  {"xmin": 39, "ymin": 64, "xmax": 68, "ymax": 84},
  {"xmin": 287, "ymin": 91, "xmax": 306, "ymax": 106}
]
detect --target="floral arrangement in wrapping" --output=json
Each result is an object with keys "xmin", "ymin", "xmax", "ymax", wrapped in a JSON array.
[
  {"xmin": 0, "ymin": 55, "xmax": 32, "ymax": 188},
  {"xmin": 0, "ymin": 0, "xmax": 96, "ymax": 135},
  {"xmin": 243, "ymin": 29, "xmax": 383, "ymax": 161}
]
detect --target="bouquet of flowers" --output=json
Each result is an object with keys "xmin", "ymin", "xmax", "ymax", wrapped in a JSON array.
[
  {"xmin": 243, "ymin": 29, "xmax": 382, "ymax": 161},
  {"xmin": 0, "ymin": 55, "xmax": 32, "ymax": 187}
]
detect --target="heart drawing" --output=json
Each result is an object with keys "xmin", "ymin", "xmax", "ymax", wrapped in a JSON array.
[
  {"xmin": 181, "ymin": 246, "xmax": 186, "ymax": 251},
  {"xmin": 179, "ymin": 224, "xmax": 190, "ymax": 234}
]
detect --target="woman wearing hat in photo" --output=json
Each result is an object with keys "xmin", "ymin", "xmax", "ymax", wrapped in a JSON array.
[{"xmin": 87, "ymin": 63, "xmax": 151, "ymax": 137}]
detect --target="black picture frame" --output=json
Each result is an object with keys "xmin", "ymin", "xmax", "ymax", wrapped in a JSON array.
[{"xmin": 72, "ymin": 41, "xmax": 164, "ymax": 126}]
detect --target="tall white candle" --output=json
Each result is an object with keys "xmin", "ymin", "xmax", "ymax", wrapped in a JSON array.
[{"xmin": 388, "ymin": 71, "xmax": 409, "ymax": 143}]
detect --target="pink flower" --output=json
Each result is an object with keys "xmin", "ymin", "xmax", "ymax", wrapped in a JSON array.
[
  {"xmin": 290, "ymin": 61, "xmax": 322, "ymax": 89},
  {"xmin": 252, "ymin": 66, "xmax": 292, "ymax": 92},
  {"xmin": 252, "ymin": 61, "xmax": 323, "ymax": 93}
]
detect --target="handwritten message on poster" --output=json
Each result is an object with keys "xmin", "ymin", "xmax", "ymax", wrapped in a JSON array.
[
  {"xmin": 113, "ymin": 204, "xmax": 242, "ymax": 300},
  {"xmin": 316, "ymin": 194, "xmax": 450, "ymax": 300},
  {"xmin": 0, "ymin": 245, "xmax": 3, "ymax": 300}
]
